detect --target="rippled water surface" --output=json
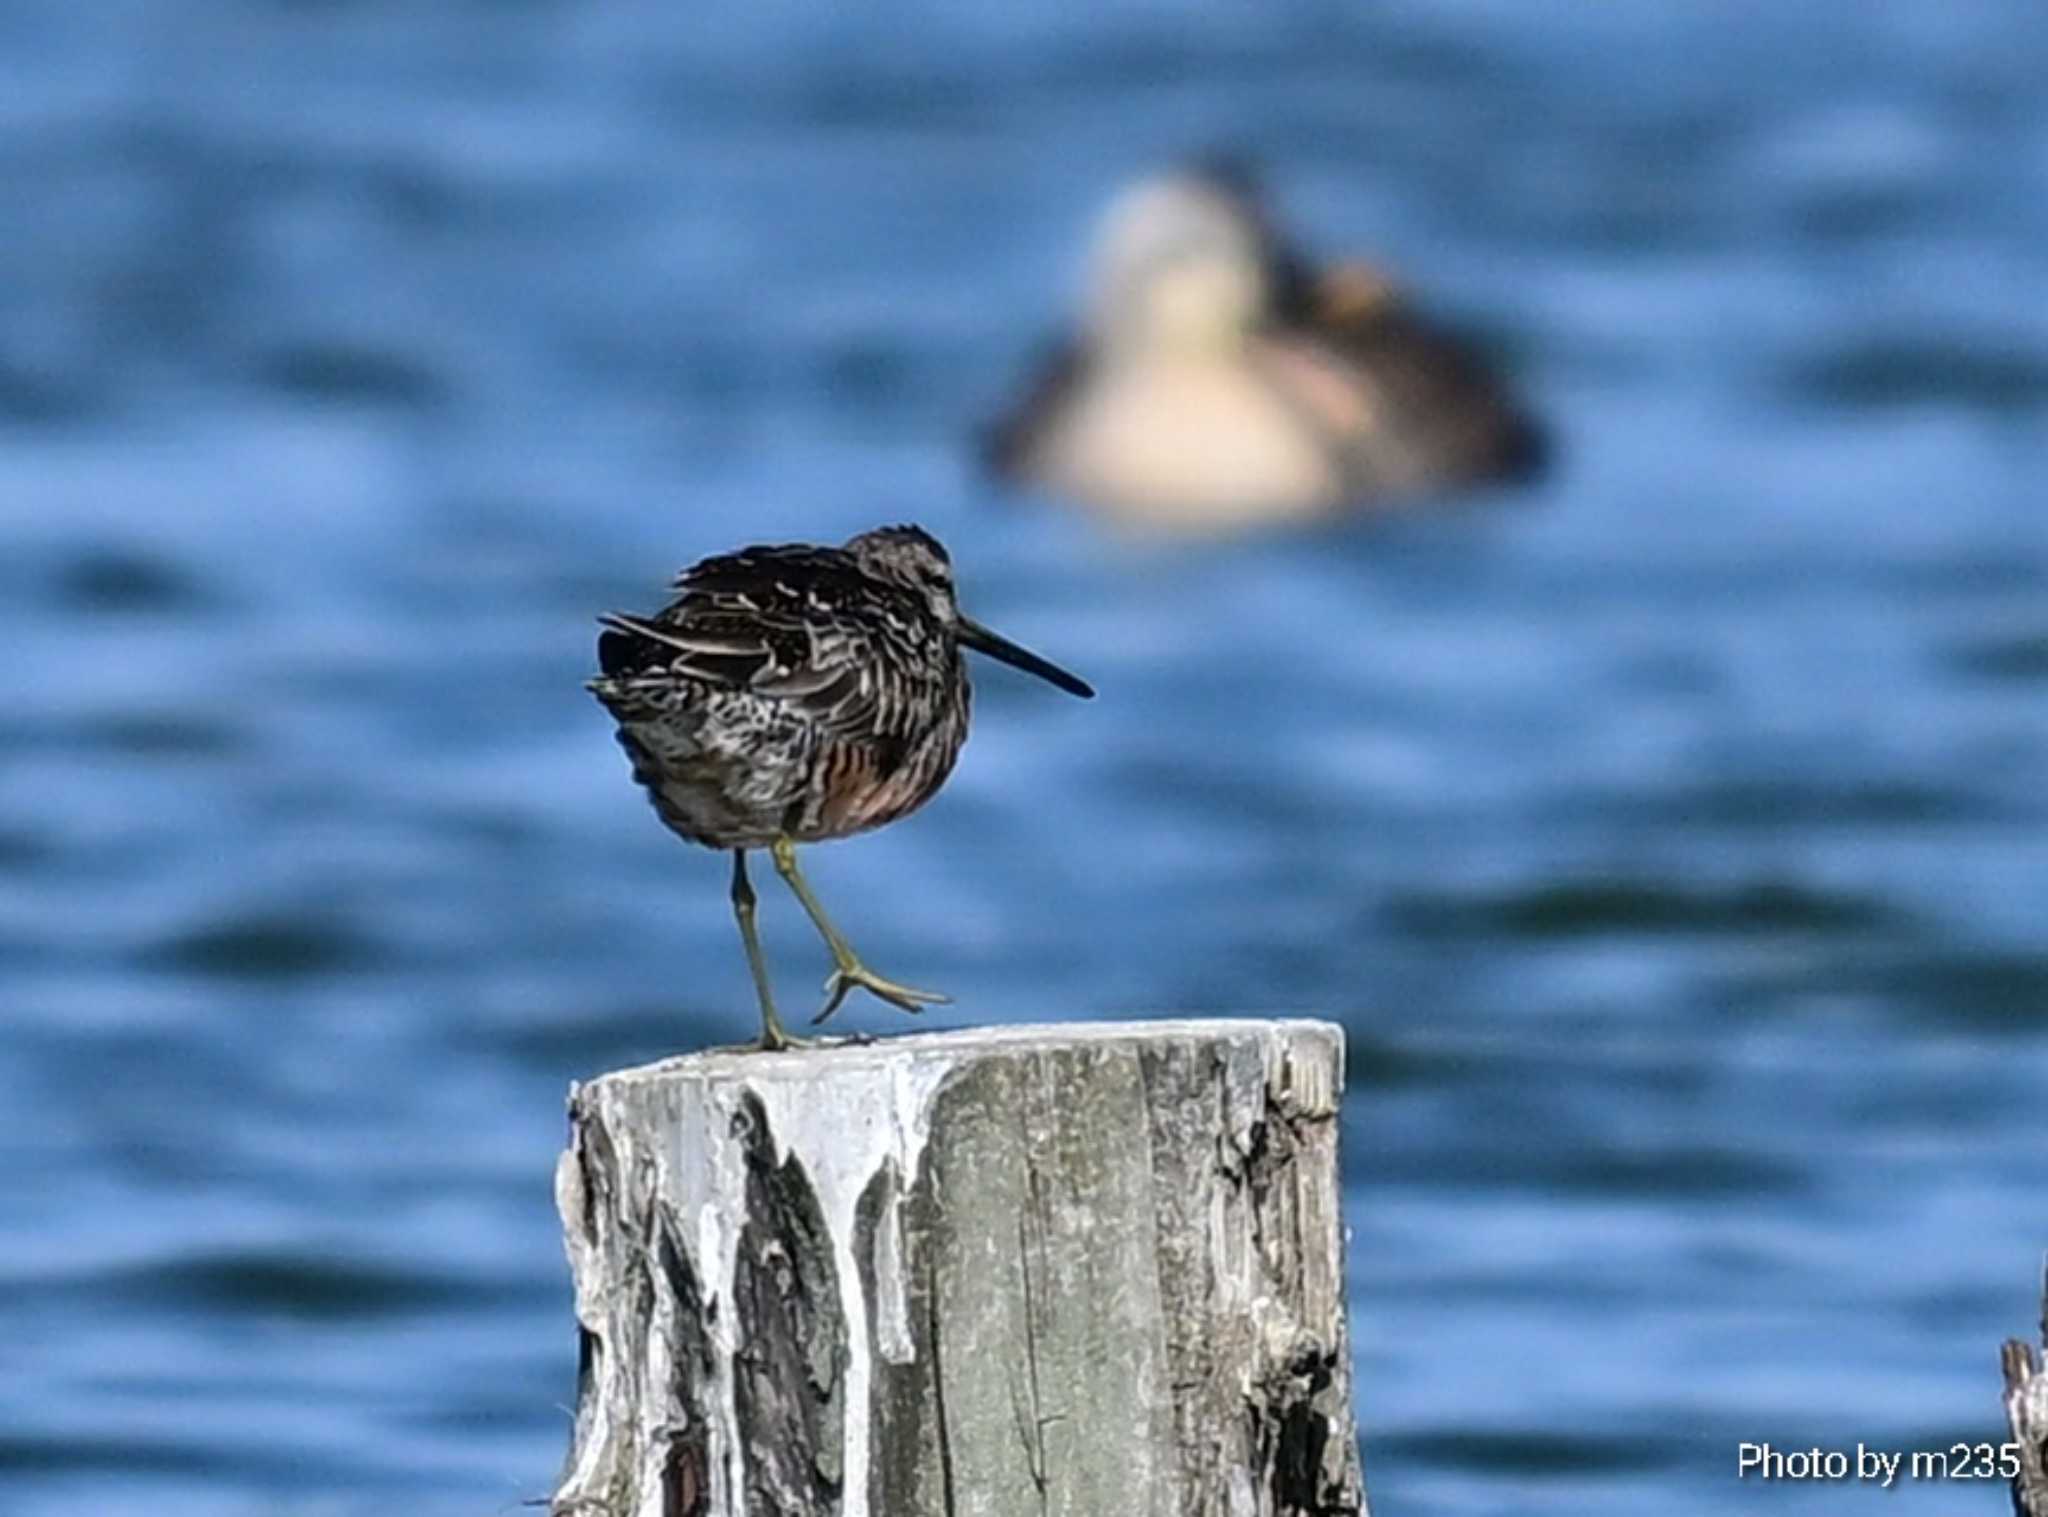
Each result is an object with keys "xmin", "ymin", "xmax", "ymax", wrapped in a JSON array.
[{"xmin": 7, "ymin": 3, "xmax": 2048, "ymax": 1514}]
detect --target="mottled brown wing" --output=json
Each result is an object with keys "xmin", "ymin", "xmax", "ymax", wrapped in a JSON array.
[
  {"xmin": 1266, "ymin": 262, "xmax": 1548, "ymax": 497},
  {"xmin": 598, "ymin": 545, "xmax": 884, "ymax": 736}
]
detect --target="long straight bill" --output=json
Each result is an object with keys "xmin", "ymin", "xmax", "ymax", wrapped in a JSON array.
[{"xmin": 957, "ymin": 617, "xmax": 1095, "ymax": 698}]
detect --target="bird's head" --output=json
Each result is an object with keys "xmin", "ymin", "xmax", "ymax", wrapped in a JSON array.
[
  {"xmin": 845, "ymin": 523, "xmax": 959, "ymax": 623},
  {"xmin": 1085, "ymin": 164, "xmax": 1276, "ymax": 357},
  {"xmin": 843, "ymin": 524, "xmax": 1093, "ymax": 699}
]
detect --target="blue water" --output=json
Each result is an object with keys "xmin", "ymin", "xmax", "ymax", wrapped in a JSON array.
[{"xmin": 6, "ymin": 3, "xmax": 2048, "ymax": 1513}]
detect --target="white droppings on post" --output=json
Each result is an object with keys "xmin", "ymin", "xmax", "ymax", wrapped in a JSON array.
[
  {"xmin": 552, "ymin": 1020, "xmax": 1367, "ymax": 1517},
  {"xmin": 868, "ymin": 1180, "xmax": 913, "ymax": 1364},
  {"xmin": 551, "ymin": 1147, "xmax": 605, "ymax": 1499},
  {"xmin": 743, "ymin": 1048, "xmax": 955, "ymax": 1517},
  {"xmin": 561, "ymin": 1039, "xmax": 961, "ymax": 1517}
]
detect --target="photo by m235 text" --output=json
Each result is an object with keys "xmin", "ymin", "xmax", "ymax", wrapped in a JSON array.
[{"xmin": 1736, "ymin": 1441, "xmax": 2022, "ymax": 1486}]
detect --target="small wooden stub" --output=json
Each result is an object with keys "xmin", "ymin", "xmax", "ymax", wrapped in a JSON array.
[{"xmin": 2002, "ymin": 1257, "xmax": 2048, "ymax": 1517}]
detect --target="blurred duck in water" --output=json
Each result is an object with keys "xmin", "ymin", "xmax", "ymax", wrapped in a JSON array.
[{"xmin": 983, "ymin": 161, "xmax": 1547, "ymax": 533}]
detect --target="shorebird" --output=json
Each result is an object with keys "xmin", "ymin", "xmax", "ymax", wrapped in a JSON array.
[
  {"xmin": 985, "ymin": 162, "xmax": 1547, "ymax": 531},
  {"xmin": 589, "ymin": 525, "xmax": 1093, "ymax": 1051}
]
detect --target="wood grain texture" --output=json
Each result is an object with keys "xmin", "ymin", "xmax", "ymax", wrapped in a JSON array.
[
  {"xmin": 550, "ymin": 1020, "xmax": 1367, "ymax": 1517},
  {"xmin": 2002, "ymin": 1258, "xmax": 2048, "ymax": 1517}
]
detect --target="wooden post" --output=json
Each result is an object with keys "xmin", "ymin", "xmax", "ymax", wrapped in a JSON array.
[
  {"xmin": 2002, "ymin": 1258, "xmax": 2048, "ymax": 1517},
  {"xmin": 550, "ymin": 1019, "xmax": 1367, "ymax": 1517}
]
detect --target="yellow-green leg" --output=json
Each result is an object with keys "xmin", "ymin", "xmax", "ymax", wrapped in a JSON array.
[
  {"xmin": 769, "ymin": 836, "xmax": 951, "ymax": 1025},
  {"xmin": 730, "ymin": 849, "xmax": 796, "ymax": 1052}
]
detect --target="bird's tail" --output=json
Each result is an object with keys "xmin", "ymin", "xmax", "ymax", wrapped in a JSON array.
[{"xmin": 593, "ymin": 612, "xmax": 697, "ymax": 679}]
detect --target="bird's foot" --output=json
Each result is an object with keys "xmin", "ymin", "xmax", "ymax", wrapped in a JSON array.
[
  {"xmin": 814, "ymin": 961, "xmax": 952, "ymax": 1025},
  {"xmin": 702, "ymin": 1026, "xmax": 809, "ymax": 1055}
]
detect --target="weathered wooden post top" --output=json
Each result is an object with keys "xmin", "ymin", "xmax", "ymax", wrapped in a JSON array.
[{"xmin": 551, "ymin": 1018, "xmax": 1368, "ymax": 1517}]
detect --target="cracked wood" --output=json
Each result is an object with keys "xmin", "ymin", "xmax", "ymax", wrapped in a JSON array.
[{"xmin": 551, "ymin": 1019, "xmax": 1368, "ymax": 1517}]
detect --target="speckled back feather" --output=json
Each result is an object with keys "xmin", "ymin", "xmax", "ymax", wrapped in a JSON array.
[{"xmin": 588, "ymin": 536, "xmax": 973, "ymax": 850}]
